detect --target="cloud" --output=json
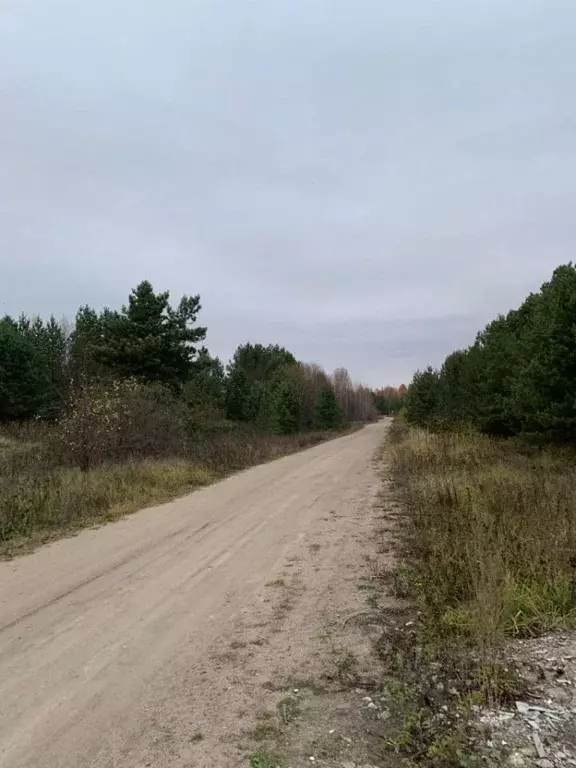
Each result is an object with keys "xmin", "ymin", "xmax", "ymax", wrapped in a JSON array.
[{"xmin": 1, "ymin": 0, "xmax": 575, "ymax": 385}]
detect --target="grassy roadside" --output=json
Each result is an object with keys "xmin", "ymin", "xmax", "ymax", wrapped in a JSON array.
[
  {"xmin": 0, "ymin": 460, "xmax": 215, "ymax": 558},
  {"xmin": 0, "ymin": 426, "xmax": 358, "ymax": 559},
  {"xmin": 231, "ymin": 421, "xmax": 576, "ymax": 767},
  {"xmin": 389, "ymin": 420, "xmax": 576, "ymax": 647},
  {"xmin": 378, "ymin": 419, "xmax": 576, "ymax": 766}
]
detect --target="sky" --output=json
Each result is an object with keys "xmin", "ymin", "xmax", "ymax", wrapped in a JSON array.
[{"xmin": 2, "ymin": 0, "xmax": 575, "ymax": 386}]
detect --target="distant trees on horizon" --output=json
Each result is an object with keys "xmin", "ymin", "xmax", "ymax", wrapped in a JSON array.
[{"xmin": 0, "ymin": 280, "xmax": 383, "ymax": 433}]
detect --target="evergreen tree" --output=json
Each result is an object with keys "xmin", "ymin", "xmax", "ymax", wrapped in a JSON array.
[
  {"xmin": 72, "ymin": 282, "xmax": 206, "ymax": 389},
  {"xmin": 404, "ymin": 263, "xmax": 576, "ymax": 442},
  {"xmin": 314, "ymin": 385, "xmax": 342, "ymax": 429},
  {"xmin": 256, "ymin": 382, "xmax": 281, "ymax": 433},
  {"xmin": 299, "ymin": 363, "xmax": 330, "ymax": 428},
  {"xmin": 0, "ymin": 276, "xmax": 378, "ymax": 437},
  {"xmin": 184, "ymin": 350, "xmax": 226, "ymax": 414},
  {"xmin": 275, "ymin": 374, "xmax": 302, "ymax": 434},
  {"xmin": 30, "ymin": 316, "xmax": 68, "ymax": 418},
  {"xmin": 0, "ymin": 320, "xmax": 48, "ymax": 420},
  {"xmin": 70, "ymin": 305, "xmax": 105, "ymax": 381},
  {"xmin": 405, "ymin": 367, "xmax": 441, "ymax": 426},
  {"xmin": 253, "ymin": 367, "xmax": 303, "ymax": 434},
  {"xmin": 512, "ymin": 265, "xmax": 576, "ymax": 440},
  {"xmin": 226, "ymin": 343, "xmax": 297, "ymax": 421}
]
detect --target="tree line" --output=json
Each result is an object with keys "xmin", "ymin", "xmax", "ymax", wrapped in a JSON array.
[
  {"xmin": 0, "ymin": 280, "xmax": 378, "ymax": 433},
  {"xmin": 405, "ymin": 263, "xmax": 576, "ymax": 442},
  {"xmin": 372, "ymin": 385, "xmax": 407, "ymax": 415}
]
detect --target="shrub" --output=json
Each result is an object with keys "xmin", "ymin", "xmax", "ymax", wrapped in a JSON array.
[{"xmin": 54, "ymin": 379, "xmax": 188, "ymax": 470}]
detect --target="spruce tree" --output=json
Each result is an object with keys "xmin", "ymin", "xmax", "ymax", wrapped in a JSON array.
[
  {"xmin": 0, "ymin": 320, "xmax": 48, "ymax": 420},
  {"xmin": 315, "ymin": 385, "xmax": 342, "ymax": 429}
]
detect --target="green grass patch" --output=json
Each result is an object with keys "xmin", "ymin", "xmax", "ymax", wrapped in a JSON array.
[{"xmin": 249, "ymin": 746, "xmax": 282, "ymax": 768}]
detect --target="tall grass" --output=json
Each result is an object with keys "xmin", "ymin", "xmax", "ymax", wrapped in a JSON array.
[
  {"xmin": 0, "ymin": 422, "xmax": 352, "ymax": 558},
  {"xmin": 390, "ymin": 422, "xmax": 576, "ymax": 650}
]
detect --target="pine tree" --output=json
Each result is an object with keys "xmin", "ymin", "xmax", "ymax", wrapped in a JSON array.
[
  {"xmin": 404, "ymin": 263, "xmax": 576, "ymax": 442},
  {"xmin": 0, "ymin": 319, "xmax": 48, "ymax": 420},
  {"xmin": 275, "ymin": 375, "xmax": 302, "ymax": 434},
  {"xmin": 256, "ymin": 382, "xmax": 280, "ymax": 433},
  {"xmin": 72, "ymin": 282, "xmax": 206, "ymax": 389},
  {"xmin": 512, "ymin": 265, "xmax": 576, "ymax": 440},
  {"xmin": 405, "ymin": 367, "xmax": 441, "ymax": 426},
  {"xmin": 70, "ymin": 306, "xmax": 105, "ymax": 381},
  {"xmin": 30, "ymin": 316, "xmax": 68, "ymax": 418},
  {"xmin": 226, "ymin": 343, "xmax": 297, "ymax": 422},
  {"xmin": 184, "ymin": 350, "xmax": 226, "ymax": 415}
]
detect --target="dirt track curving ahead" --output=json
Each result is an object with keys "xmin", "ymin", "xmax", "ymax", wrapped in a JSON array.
[{"xmin": 0, "ymin": 420, "xmax": 389, "ymax": 768}]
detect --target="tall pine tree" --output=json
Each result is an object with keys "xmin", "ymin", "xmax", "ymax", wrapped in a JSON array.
[{"xmin": 72, "ymin": 282, "xmax": 206, "ymax": 389}]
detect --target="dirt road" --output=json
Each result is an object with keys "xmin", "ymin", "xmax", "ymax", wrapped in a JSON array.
[{"xmin": 0, "ymin": 420, "xmax": 389, "ymax": 768}]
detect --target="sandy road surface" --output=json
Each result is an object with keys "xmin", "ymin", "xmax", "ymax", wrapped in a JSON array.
[{"xmin": 0, "ymin": 420, "xmax": 389, "ymax": 768}]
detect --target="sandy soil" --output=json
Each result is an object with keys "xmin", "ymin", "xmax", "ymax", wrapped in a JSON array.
[{"xmin": 0, "ymin": 420, "xmax": 390, "ymax": 768}]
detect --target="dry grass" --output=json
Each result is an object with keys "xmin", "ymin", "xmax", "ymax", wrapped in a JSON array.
[
  {"xmin": 0, "ymin": 460, "xmax": 215, "ymax": 558},
  {"xmin": 373, "ymin": 423, "xmax": 576, "ymax": 765},
  {"xmin": 0, "ymin": 424, "xmax": 357, "ymax": 558},
  {"xmin": 389, "ymin": 421, "xmax": 576, "ymax": 650}
]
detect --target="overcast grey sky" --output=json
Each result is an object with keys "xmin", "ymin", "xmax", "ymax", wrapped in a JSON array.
[{"xmin": 2, "ymin": 0, "xmax": 575, "ymax": 385}]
